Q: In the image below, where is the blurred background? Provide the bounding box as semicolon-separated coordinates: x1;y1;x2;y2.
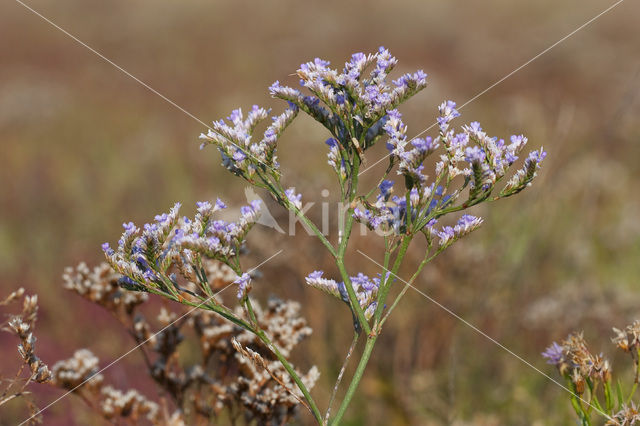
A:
1;0;639;424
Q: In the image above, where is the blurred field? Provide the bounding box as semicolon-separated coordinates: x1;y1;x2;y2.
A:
2;0;640;424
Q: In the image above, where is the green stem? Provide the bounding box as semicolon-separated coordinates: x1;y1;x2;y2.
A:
258;171;337;258
567;378;592;426
585;378;604;414
244;298;259;327
405;191;413;231
371;235;412;329
181;298;252;331
335;155;371;335
330;336;377;425
256;330;323;424
380;245;436;327
336;258;371;336
604;380;613;414
324;332;360;424
329;236;412;424
627;382;638;405
293;207;337;258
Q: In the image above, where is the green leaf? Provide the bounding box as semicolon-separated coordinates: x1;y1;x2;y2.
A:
616;379;624;409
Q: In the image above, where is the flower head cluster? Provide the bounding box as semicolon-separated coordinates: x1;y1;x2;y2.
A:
269;47;428;184
5;290;51;384
429;215;484;248
199;104;298;179
352;178;482;247
52;349;184;424
305;271;386;320
325;138;348;180
350;98;545;245
191;298;316;423
63;262;147;315
102;199;261;295
386;102;544;197
52;349;104;391
542;332;612;392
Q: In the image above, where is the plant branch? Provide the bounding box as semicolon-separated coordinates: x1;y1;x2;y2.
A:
324;332;359;424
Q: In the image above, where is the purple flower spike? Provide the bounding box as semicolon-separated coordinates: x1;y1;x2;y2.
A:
234;273;252;300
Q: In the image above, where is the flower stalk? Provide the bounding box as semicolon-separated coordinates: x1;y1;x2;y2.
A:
99;47;545;424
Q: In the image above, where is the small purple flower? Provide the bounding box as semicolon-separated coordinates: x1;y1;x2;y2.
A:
454;215;483;235
196;201;212;215
526;148;547;165
409;187;420;206
239;200;261;224
305;270;342;299
123;222;137;234
411;136;436;154
215;199;227;210
101;242;114;256
510;134;527;147
469;121;482;133
437;226;455;247
232;149;247;162
542;342;564;365
308;270;324;280
154;213;169;223
143;223;158;233
437;100;460;131
351;273;376;291
228;108;243;125
465;146;486;164
285;188;303;210
234;273;252;300
379;180;394;198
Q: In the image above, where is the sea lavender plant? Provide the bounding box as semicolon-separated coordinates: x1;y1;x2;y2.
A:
9;48;545;424
97;47;546;424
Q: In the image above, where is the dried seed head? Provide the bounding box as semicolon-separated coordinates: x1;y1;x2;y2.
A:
52;349;103;391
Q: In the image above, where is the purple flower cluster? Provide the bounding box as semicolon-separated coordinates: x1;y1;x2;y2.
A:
386;101;542;197
305;271;385;320
360;100;547;239
428;214;484;248
102;200;262;290
269;47;428;183
352;179;453;235
325;138;348;181
199;104;298;178
501;148;547;196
